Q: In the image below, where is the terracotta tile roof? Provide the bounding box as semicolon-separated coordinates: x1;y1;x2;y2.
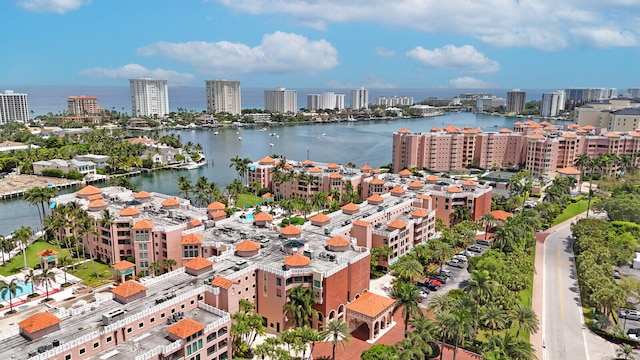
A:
397;128;410;134
341;202;360;211
211;276;234;289
629;132;640;137
398;169;412;175
557;166;581;175
391;186;406;194
88;199;108;209
18;312;61;333
112;280;148;297
562;133;577;138
326;236;350;247
132;219;155;230
539;121;551;126
210;210;227;218
134;191;152;199
207;201;226;211
461;180;477;186
533;128;545;133
281;224;302;235
262;192;274;199
327;163;340;169
526;134;546;140
411;209;430;218
254;212;273;221
310;213;331;222
543;125;557;131
180;233;204;245
353;219;370;227
166;318;206;339
37;249;58;257
284;163;293;170
113;260;135;271
302;159;314;165
76;185;102;196
417;194;431;199
284;254;311;267
370;178;384;185
346;292;395;318
126;137;156;145
430;126;441;131
490;209;513;221
367;194;384;202
582;125;596;130
576;129;588;134
190;219;202;227
498;128;513;133
183;257;214;271
360;163;373;171
161;197;181;207
388;219;407;229
408;181;423;188
604;132;621;138
87;194;103;201
308;167;321;173
329;172;343;179
514;121;523;125
258;156;276;164
426;175;439;181
446;186;463;193
236;240;261;252
119;207;140;216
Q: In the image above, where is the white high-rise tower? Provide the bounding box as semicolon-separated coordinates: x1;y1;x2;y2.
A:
350;88;369;109
129;78;169;117
205;80;241;115
0;90;29;124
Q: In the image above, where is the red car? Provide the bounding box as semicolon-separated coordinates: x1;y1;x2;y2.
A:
424;278;442;287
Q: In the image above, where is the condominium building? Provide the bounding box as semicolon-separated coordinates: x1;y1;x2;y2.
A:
540;91;566;117
264;88;297;113
67;95;100;115
506;89;526;114
627;88;640;98
476;96;506;111
574;98;640;129
307;92;346;111
372;96;414;107
129;78;169;117
350;88;369;109
205;80;241;116
565;88;618;110
0;90;29;124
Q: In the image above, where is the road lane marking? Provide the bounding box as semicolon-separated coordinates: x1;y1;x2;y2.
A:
548;261;571;266
557;246;560;261
558;267;565;320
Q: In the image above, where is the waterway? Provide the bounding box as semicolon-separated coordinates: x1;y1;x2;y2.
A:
0;113;567;235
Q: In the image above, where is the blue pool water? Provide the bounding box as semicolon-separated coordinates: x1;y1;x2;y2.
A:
0;282;33;300
246;214;254;220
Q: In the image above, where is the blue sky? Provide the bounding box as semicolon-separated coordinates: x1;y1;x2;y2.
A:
1;0;639;90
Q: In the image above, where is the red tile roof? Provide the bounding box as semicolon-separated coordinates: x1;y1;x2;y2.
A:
397;128;410;134
388;219;407;229
111;280;148;297
258;156;276;164
180;233;204;245
88;200;108;209
562;133;577;138
161;197;180;207
308;167;322;173
236;240;261;251
411;209;430;218
498;128;513;133
113;260;135;271
430;126;441;131
408;181;423;188
37;249;58;257
183;257;214;271
329;172;343;179
527;134;546;140
360;163;373;171
461;180;477;186
417;194;431;199
210;210;227;218
134;191;152;199
604;132;621;138
310;213;331;222
87;194;103;201
76;185;102;196
132;219;155;230
557;166;581;175
426;175;439;181
367;194;384;202
207;201;226;211
446;186;463;193
345;292;395;318
341;202;360;211
390;186;406;194
370;178;384;185
211;276;234;289
280;224;302;235
302;159;314;165
353;219;371;227
284;254;311;267
398;169;412;176
190;219;202;227
326;236;350;247
327;163;340;169
18;312;61;333
490;209;513;221
254;212;273;221
166;318;206;339
119;207;140;216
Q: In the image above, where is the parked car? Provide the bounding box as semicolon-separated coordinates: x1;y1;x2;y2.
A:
416;280;430;288
477;240;491;247
432;275;448;284
613;270;621;279
628;328;640;340
419;290;429;298
425;278;443;287
447;259;465;268
453;254;468;262
467;245;483;253
440;269;452;277
620;309;640;320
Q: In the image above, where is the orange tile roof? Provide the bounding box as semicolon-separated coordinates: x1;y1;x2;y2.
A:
397;128;410;134
569;123;579;128
308;166;321;173
345;291;395;318
326;236;350;247
539;121;551;126
236;240;261;251
18;312;61;333
576;129;588;134
411;209;430;217
490;210;513;221
417;194;431;199
329;172;343;179
87;194;103;201
387;219;407;229
210;210;227;218
408;181;423;188
426;175;439;181
211;276;234;289
76;185;102;196
161;197;180;207
134;191;152;199
461;180;477;186
446;186;463;193
310;213;331;222
391;186;406;194
353;219;371;227
112;280;148;297
360;163;373;171
190;219;202;227
284;163;293;170
498;128;513;133
132;219;155;230
327;163;340;169
630;132;640;137
183;257;214;271
562;133;577;138
367;194;384;202
302;159;314;165
543;125;557;131
281;224;302;235
180;233;204;245
284;254;311;267
166;318;206;339
533;128;545;133
341;202;360;211
557;166;581;175
88;199;108;208
119;207;140;216
430;126;441;131
582;125;596;130
207;201;226;211
398;169;412;175
262;192;274;199
514;121;523;126
113;260;135;271
37;249;58;257
258;156;276;164
604;132;621;138
526;134;546;140
370;178;384;185
254;212;274;221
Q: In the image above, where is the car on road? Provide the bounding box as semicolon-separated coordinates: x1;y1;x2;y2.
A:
439;269;452;277
447;259;465;268
431;275;448;284
620;309;640;320
467;245;483;253
613;270;621;279
453;254;468;262
476;240;491;247
628;328;640;340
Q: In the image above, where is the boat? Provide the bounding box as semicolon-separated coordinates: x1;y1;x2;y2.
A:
238;137;243;141
322;133;326;136
214;131;219;135
269;143;274;147
260;128;267;132
236;131;240;135
180;161;207;170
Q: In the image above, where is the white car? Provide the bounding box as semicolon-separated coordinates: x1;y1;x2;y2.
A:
453;254;468;262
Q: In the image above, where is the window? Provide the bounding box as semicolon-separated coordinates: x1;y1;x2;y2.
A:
65;355;71;360
138;322;144;328
191;300;195;305
106;336;112;343
207;345;217;355
181;304;185;309
161;313;166;318
127;327;132;333
207;332;217;342
276;278;282;286
93;342;100;349
79;348;86;355
277;289;282;297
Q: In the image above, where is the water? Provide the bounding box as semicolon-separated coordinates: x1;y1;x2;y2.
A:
0;282;33;301
0;112;568;235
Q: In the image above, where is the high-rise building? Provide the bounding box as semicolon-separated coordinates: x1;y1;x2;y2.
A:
506;89;527;114
540;91;566;117
205;80;241;115
129;78;169;117
67;95;100;115
0;90;29;124
350;88;369;109
627;89;640;98
335;94;346;110
306;92;346;111
564;88;617;110
264;88;297;113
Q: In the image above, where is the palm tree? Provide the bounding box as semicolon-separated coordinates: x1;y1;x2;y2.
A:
480;304;508;336
283;285;318;328
484;333;536;360
24;268;38;296
321;319;352;360
163;258;176;272
391;257;424;283
13;226;32;270
430;240;454;274
509;303;539;337
392;282;422;336
149;261;162;276
574;153;590;191
58;255;72;284
24;187;45;225
229;155;252;184
38;267;56;300
0;279;23;312
450;206;471;225
177;176;192;200
427;293;453;314
0;236;15;265
479;212;497;240
465;270;496;338
436;307;473;360
616;343;636;360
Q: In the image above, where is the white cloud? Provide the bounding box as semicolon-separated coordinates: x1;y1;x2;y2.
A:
17;0;90;14
326;80;354;89
78;64;195;85
570;27;637;48
136;32;338;76
361;75;396;89
374;47;396;57
406;45;500;74
215;0;640;50
448;77;492;89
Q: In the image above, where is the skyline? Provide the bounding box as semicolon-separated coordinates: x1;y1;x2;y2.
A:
1;1;639;89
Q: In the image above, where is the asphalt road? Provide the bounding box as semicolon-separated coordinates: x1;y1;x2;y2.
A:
543;222;590;360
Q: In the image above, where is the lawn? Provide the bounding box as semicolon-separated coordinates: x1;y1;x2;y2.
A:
236;193;262;209
0;241;72;276
67;261;114;288
552;199;589;226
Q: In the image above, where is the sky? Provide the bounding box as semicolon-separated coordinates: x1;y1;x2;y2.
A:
1;0;640;90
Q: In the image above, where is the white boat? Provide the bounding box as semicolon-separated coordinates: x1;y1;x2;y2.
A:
238;137;243;141
276;135;279;138
214;131;219;135
181;162;207;170
322;133;326;136
236;131;240;135
260;128;267;132
269;143;274;147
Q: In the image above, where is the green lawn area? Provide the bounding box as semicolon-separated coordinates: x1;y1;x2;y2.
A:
67;261;113;288
235;193;262;208
552;199;589;226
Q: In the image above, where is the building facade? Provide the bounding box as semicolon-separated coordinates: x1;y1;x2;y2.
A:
350;88;369;109
540;91;566;117
0;90;29;124
129;78;169;117
506;89;526;114
205;80;241;116
264;88;297;113
565;88;617;110
67;96;100;115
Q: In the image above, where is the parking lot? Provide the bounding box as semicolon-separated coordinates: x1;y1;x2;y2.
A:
615;263;640;337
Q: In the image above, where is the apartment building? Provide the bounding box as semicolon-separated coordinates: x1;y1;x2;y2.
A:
574;98;640;128
0;90;29;124
372;96;414;106
306;92;346;111
205;80;241;116
540;91;566;117
129;78;169;117
264;88;297;114
67;96;100;115
350;88;369;109
32;159;96;177
565;87;617;110
506;89;526;114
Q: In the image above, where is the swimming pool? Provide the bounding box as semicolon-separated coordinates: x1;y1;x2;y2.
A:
0;282;33;300
239;213;254;223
